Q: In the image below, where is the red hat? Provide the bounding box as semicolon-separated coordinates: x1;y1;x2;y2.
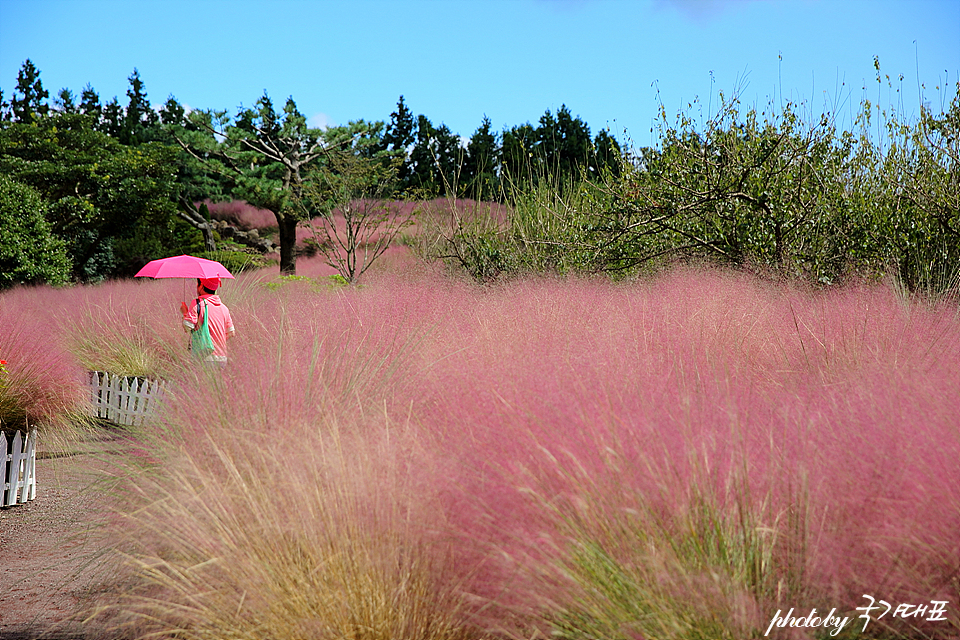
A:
200;276;221;292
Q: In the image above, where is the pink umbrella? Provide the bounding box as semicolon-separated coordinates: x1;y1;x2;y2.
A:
135;255;236;320
134;254;235;280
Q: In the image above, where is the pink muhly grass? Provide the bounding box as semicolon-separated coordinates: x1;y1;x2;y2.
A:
0;285;87;437
58;278;191;379
374;269;960;638
39;266;957;639
203;199;278;230
104;279;488;639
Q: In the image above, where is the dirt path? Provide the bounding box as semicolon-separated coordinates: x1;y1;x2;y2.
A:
1;436;124;640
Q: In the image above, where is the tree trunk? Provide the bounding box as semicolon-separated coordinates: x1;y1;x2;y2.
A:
278;215;298;275
177;201;216;252
200;224;216;253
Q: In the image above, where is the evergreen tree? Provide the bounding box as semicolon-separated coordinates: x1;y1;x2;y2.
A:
433;123;464;194
79;84;102;121
100;98;124;138
379;96;417;190
408;114;436;194
176;92;328;274
538;104;592;178
501;122;537;186
122;68;158;144
382;95;415;152
406;115;464;196
158;96;186;125
11;59;49;123
592;128;622;177
464;116;499;198
54;88;77;113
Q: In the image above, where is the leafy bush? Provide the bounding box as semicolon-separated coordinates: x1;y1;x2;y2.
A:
199;247;272;275
0;175;71;288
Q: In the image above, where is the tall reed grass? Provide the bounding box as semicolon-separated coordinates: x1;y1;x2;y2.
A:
8;266;957;638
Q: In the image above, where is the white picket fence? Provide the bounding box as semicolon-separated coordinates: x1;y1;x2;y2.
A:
87;371;166;427
2;429;37;507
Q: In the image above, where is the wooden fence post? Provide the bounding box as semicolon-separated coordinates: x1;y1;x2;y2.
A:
2;428;37;507
87;371;165;427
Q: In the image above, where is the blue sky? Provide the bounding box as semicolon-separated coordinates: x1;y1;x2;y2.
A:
1;0;958;148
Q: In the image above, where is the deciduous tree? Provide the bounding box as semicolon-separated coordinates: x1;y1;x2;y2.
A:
0;112;180;280
303;121;409;283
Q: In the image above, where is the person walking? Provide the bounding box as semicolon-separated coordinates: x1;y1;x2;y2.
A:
181;276;235;367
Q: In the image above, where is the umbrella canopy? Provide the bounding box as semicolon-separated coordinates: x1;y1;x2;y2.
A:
134;255;235;280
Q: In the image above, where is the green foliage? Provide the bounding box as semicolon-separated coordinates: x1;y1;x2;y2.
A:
437;79;960;295
463;116;499;199
198;248;271;275
11;59;49;124
113;215;207;277
0;111;181;281
406;114;464;197
120;68;159;145
0;176;71;288
261;274;349;292
380;95;417;190
324;273;350;287
175;92;337;274
500;105;621;196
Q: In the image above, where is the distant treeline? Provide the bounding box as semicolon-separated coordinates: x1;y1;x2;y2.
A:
0;60;621;282
1;59;958;294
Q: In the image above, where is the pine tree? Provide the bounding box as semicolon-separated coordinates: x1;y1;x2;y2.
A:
382;96;417;189
100;98;124;138
465;116;499;198
383;95;415;152
54;88;77;113
122;68;158;144
79;84;102;121
11;59;49;123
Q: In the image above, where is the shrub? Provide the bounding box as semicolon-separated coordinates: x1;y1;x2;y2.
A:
435;81;960;297
0;175;71;289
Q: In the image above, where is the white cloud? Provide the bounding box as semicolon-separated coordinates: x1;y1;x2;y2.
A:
652;0;761;22
309;112;335;129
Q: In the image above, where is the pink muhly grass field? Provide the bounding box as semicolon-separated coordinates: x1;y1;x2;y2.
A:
407;272;959;637
0;287;87;436
203;199;278;230
8;267;958;638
